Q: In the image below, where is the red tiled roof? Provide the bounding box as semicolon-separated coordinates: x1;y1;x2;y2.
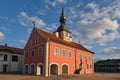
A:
0;45;24;55
35;27;93;53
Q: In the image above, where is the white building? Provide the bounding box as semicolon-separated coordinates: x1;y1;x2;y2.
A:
0;44;23;73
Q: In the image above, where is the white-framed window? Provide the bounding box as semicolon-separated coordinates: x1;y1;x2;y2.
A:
79;54;82;59
38;47;43;55
32;31;35;37
90;64;92;69
0;54;7;61
62;50;66;57
35;37;39;44
88;56;91;60
54;48;60;56
31;50;34;57
12;55;18;62
87;64;89;69
30;40;32;46
25;53;28;57
68;51;72;58
85;55;87;61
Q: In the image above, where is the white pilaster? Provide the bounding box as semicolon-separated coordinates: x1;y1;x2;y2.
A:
45;41;49;76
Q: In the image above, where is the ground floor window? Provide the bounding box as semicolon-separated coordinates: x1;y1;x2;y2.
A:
31;65;35;74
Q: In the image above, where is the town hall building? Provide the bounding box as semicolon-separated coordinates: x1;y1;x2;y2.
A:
24;7;94;76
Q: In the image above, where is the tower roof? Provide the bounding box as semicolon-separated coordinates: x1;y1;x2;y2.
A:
56;6;70;33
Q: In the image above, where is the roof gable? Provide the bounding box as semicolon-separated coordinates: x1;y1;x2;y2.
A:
24;27;47;49
0;45;23;55
35;27;93;53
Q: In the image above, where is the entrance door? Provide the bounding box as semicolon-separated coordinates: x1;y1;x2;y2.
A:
62;65;68;74
37;65;43;75
3;65;7;72
50;64;58;75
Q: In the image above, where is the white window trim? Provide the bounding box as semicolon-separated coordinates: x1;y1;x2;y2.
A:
38;47;43;56
62;49;66;57
54;47;60;56
68;51;72;58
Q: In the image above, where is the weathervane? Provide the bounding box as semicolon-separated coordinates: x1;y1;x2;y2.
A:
32;21;36;27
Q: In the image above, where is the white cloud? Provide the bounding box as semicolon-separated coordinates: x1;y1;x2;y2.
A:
19;40;26;47
0;16;8;20
98;47;120;54
0;32;4;42
87;2;98;10
39;9;46;15
43;23;58;33
67;1;120;45
84;45;92;49
18;12;46;28
76;18;119;45
45;0;67;7
0;26;7;31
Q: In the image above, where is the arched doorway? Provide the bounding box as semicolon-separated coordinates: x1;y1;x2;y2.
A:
62;65;68;74
3;64;8;72
50;64;58;75
25;65;28;74
31;65;35;74
37;64;43;75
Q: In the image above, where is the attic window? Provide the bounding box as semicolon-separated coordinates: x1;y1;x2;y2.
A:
35;37;39;44
32;31;35;37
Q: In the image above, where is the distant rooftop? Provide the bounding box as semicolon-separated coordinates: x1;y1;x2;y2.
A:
0;44;23;55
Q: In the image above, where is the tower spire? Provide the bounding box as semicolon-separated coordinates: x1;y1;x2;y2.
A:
60;3;66;24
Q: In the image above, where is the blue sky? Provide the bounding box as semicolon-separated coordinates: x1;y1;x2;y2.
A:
0;0;120;61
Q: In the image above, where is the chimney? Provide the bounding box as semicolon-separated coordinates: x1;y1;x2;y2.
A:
5;43;7;47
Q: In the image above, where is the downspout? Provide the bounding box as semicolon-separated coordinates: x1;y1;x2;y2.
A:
75;49;77;73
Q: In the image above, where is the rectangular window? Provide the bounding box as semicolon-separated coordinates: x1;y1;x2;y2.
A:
12;55;18;62
35;37;39;44
38;47;43;55
30;40;32;46
79;54;82;59
0;54;4;61
54;48;60;56
87;64;89;69
4;55;7;61
62;50;66;57
68;51;72;58
32;50;34;57
90;64;92;69
85;56;87;61
32;31;35;37
88;56;91;60
25;53;28;57
0;54;7;61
